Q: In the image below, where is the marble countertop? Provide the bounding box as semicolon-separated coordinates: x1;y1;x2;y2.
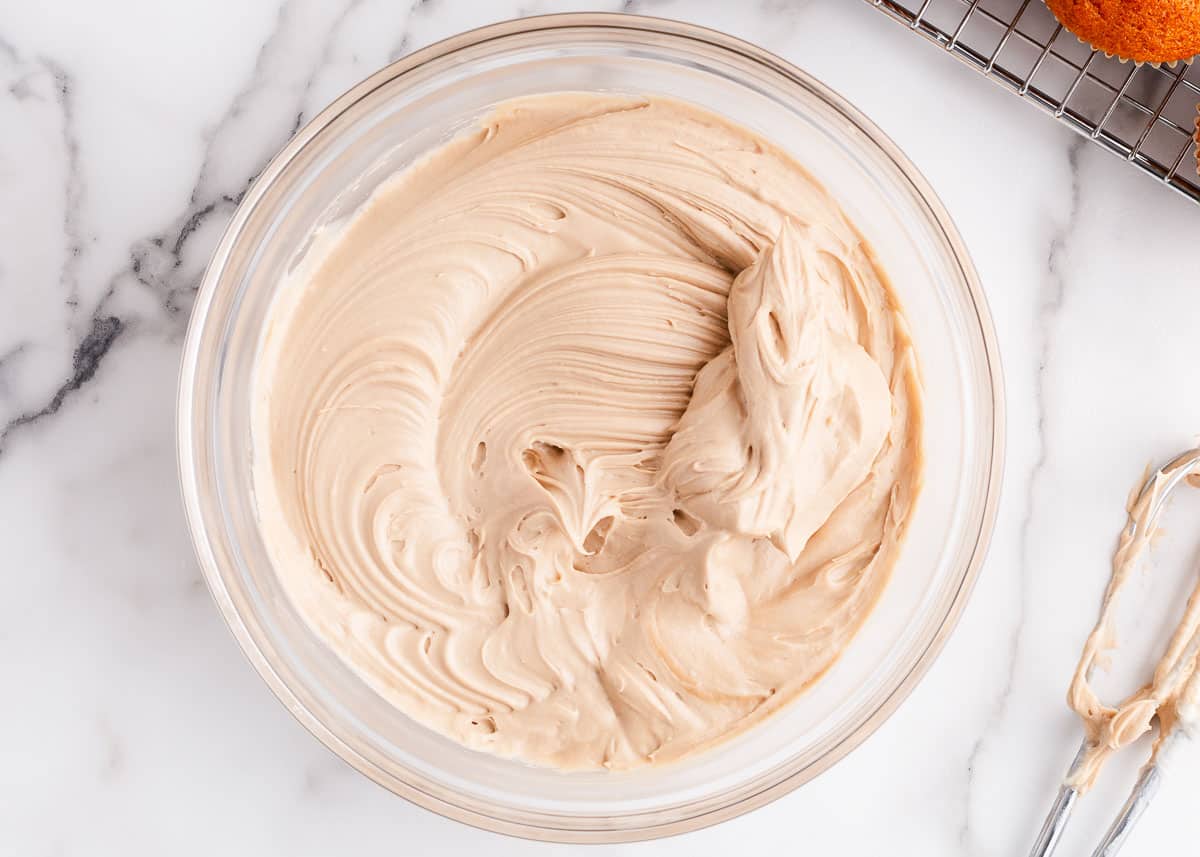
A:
4;1;1200;854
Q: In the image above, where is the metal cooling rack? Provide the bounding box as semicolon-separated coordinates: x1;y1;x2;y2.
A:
868;0;1200;206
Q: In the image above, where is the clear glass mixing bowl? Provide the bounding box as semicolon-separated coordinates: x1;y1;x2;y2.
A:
177;13;1004;843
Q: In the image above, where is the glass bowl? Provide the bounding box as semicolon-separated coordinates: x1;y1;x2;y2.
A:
177;13;1004;843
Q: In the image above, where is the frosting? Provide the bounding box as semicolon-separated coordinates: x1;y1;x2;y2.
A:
253;94;922;769
1067;451;1200;790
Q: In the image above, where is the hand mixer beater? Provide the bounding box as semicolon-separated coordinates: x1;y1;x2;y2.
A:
1029;448;1200;857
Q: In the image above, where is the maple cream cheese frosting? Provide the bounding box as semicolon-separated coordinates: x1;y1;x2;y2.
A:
253;94;923;769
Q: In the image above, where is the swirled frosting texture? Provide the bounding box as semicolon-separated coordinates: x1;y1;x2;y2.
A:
254;95;922;769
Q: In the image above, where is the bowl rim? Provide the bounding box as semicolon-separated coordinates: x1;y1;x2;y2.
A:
177;11;1006;843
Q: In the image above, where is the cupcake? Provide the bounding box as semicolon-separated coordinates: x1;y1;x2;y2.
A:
1044;0;1200;64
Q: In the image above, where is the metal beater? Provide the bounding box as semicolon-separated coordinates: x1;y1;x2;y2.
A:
1029;447;1200;857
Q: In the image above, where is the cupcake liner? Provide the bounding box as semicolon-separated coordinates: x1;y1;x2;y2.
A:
1194;109;1200;177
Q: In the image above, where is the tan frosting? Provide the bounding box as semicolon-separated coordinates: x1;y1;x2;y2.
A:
1067;454;1200;791
253;94;922;769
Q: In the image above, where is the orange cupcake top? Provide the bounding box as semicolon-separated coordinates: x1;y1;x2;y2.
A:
1044;0;1200;63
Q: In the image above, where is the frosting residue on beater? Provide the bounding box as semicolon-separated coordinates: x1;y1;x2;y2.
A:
1067;453;1200;790
253;94;922;769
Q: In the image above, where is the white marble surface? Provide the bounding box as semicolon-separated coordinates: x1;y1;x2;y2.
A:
3;1;1200;854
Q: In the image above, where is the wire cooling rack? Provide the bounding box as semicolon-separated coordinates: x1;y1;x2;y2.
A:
867;0;1200;206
